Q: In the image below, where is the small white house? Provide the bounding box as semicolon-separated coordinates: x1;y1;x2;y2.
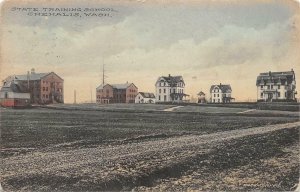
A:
135;92;156;104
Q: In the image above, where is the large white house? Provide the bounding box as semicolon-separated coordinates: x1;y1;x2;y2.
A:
256;69;297;102
210;83;233;103
155;74;189;103
135;92;156;104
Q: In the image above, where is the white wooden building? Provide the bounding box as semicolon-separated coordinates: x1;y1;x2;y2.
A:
135;92;156;103
256;69;297;102
210;83;233;103
155;74;189;103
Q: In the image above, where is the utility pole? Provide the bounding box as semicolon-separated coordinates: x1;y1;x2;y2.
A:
74;90;76;104
90;85;92;103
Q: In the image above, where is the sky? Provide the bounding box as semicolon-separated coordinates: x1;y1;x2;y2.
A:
1;0;300;103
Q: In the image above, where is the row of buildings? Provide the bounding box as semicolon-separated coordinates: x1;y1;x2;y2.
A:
0;69;297;107
95;69;297;104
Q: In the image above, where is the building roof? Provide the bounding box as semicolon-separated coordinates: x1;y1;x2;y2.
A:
210;84;232;93
0;80;29;93
256;70;295;86
138;92;155;98
156;74;185;86
197;91;205;96
96;83;137;90
4;71;63;83
112;83;133;89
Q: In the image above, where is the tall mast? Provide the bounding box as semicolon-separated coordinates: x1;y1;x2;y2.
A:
102;57;105;85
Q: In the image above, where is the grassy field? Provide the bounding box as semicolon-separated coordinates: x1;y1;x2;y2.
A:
0;104;299;191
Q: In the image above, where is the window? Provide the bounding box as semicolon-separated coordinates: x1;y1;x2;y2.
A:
278;85;280;89
159;89;161;93
46;95;48;98
214;94;216;97
278;92;280;97
218;99;220;103
164;89;166;93
285;92;287;97
267;85;270;89
4;92;8;99
43;94;45;98
213;99;215;102
43;87;45;91
271;85;273;89
46;87;48;91
164;95;166;101
164;82;166;86
217;94;219;97
261;93;263;98
159;95;161;100
261;85;263;89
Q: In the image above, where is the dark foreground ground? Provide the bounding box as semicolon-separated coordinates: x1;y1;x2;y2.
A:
0;104;299;191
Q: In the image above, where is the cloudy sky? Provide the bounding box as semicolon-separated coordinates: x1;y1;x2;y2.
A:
1;0;300;103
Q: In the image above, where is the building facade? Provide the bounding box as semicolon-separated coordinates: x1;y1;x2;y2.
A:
96;83;138;104
155;74;189;103
0;81;31;107
2;69;64;104
135;92;156;104
256;70;297;102
210;84;233;103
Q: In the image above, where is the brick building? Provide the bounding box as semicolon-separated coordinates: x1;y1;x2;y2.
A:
2;69;64;104
96;83;138;104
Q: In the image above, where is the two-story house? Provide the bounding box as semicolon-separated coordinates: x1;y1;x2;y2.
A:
256;69;297;102
155;74;189;103
210;83;233;103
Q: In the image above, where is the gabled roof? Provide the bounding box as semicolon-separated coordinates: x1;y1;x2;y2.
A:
0;81;29;93
156;74;185;86
4;71;63;82
138;92;155;98
96;83;137;90
14;73;49;81
210;84;232;93
112;83;132;89
197;91;205;96
256;70;295;86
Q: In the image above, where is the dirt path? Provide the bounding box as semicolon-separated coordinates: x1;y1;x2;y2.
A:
1;121;299;191
163;106;184;111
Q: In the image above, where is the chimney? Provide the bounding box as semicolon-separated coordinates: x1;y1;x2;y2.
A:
219;83;221;86
269;71;271;76
31;68;35;74
169;74;171;77
291;68;294;72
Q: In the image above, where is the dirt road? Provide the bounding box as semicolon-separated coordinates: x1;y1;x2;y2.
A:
1;121;299;191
